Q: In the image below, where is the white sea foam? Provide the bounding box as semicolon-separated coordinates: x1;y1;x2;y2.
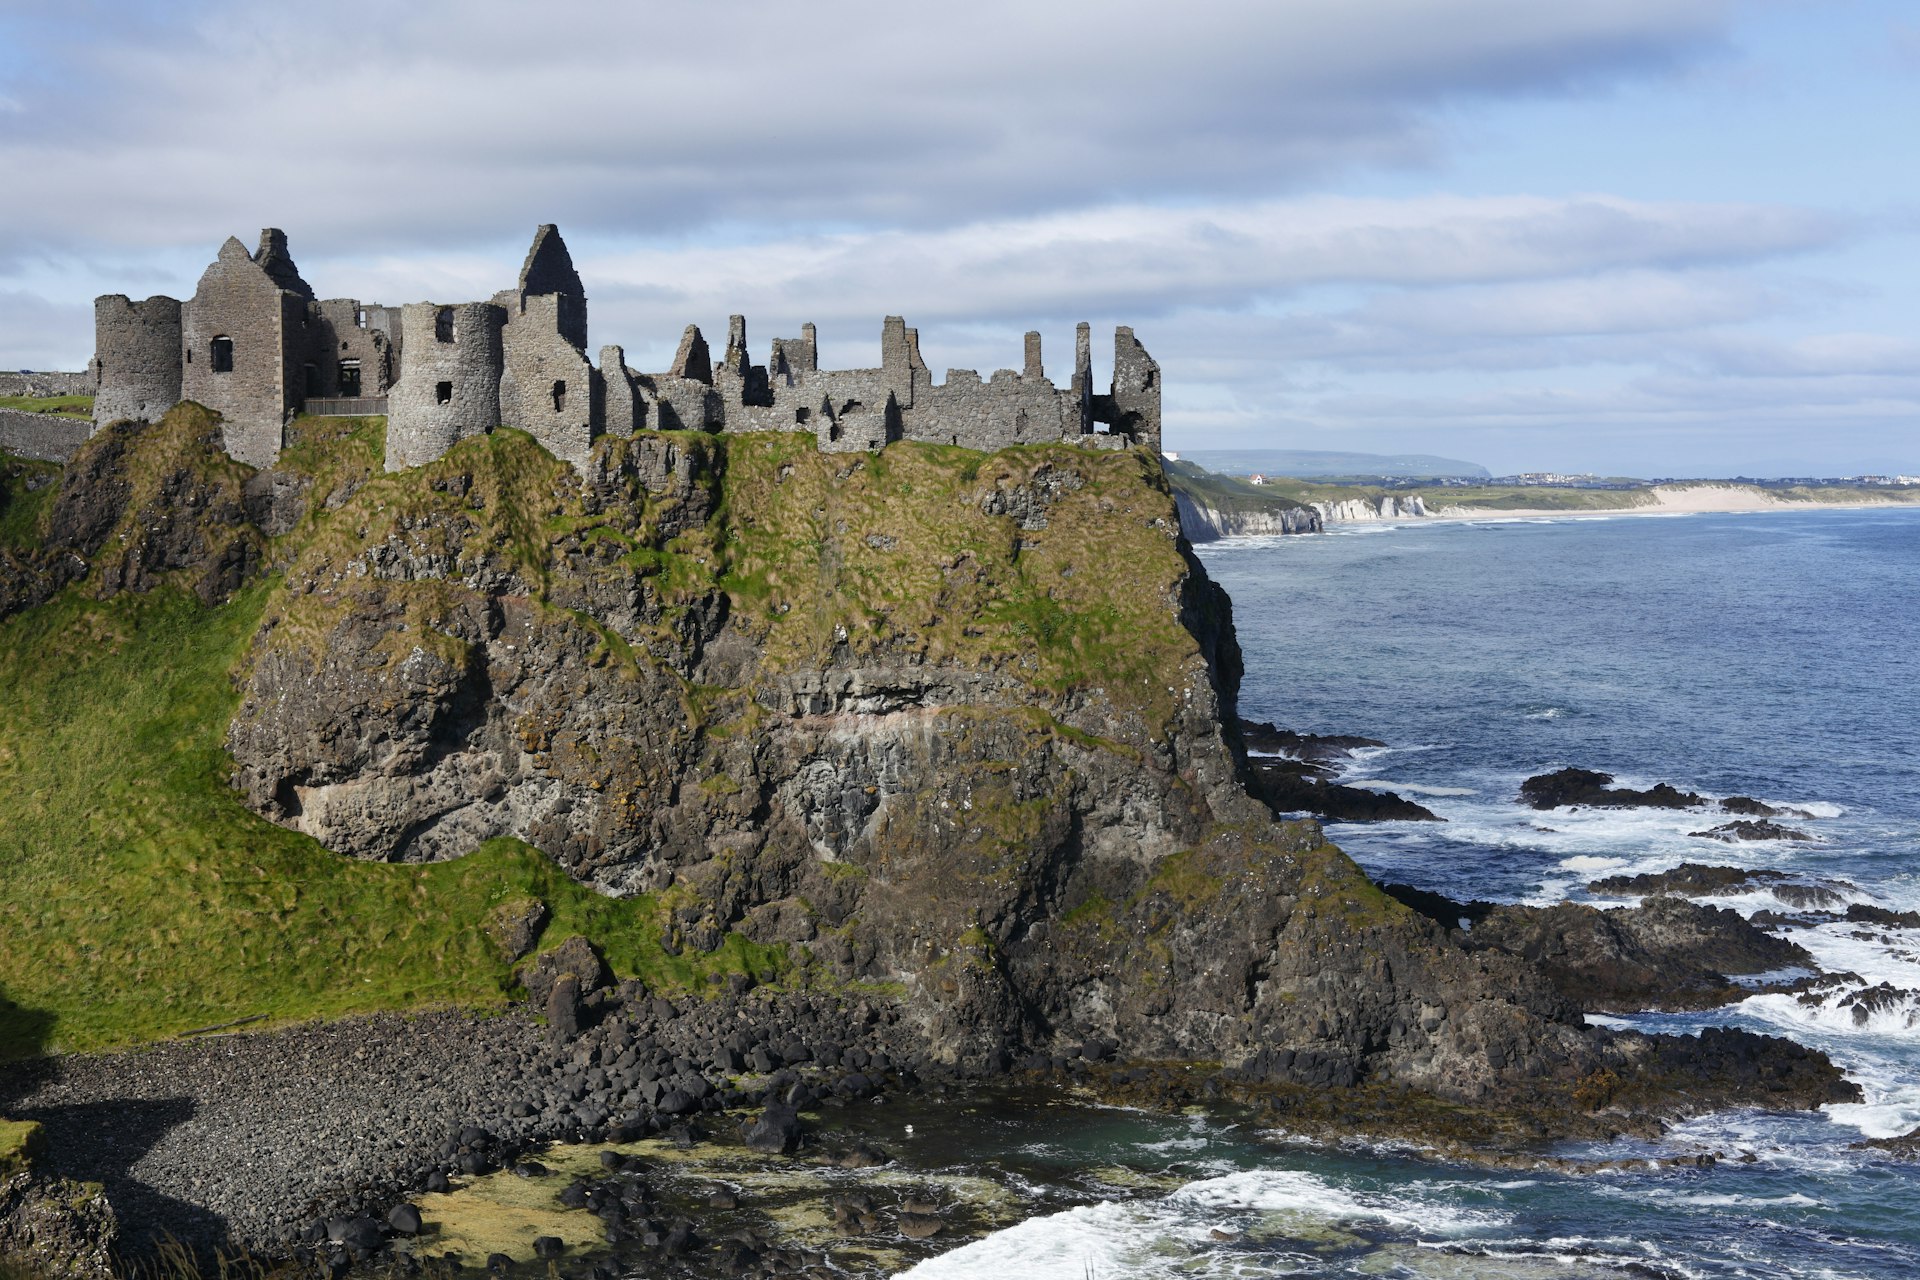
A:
1560;855;1631;874
1351;781;1479;797
1524;707;1568;720
895;1168;1507;1279
1167;1169;1504;1231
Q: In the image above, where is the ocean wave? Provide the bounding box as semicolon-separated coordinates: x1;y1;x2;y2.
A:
895;1168;1508;1279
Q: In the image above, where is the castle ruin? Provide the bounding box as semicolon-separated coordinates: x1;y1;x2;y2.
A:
88;225;1161;472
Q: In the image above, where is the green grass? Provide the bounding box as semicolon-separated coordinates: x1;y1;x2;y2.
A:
0;582;786;1057
0;395;92;418
0;452;60;550
0;1119;42;1175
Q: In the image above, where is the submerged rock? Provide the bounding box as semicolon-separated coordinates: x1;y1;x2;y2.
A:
1588;862;1851;909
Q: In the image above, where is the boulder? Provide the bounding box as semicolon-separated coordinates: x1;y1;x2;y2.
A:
522;935;611;1010
741;1106;802;1155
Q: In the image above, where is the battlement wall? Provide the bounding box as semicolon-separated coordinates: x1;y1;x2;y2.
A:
0;408;89;462
0;371;95;399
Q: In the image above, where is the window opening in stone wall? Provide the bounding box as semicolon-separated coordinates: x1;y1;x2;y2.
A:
338;359;362;397
436;381;453;405
795;407;810;424
436;307;455;343
356;308;368;328
210;337;233;373
552;380;567;412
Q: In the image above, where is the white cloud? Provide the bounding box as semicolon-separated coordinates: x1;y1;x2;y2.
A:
0;0;1736;250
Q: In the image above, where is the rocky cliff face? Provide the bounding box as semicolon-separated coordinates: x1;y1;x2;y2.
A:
1172;491;1322;541
1311;494;1430;523
4;406;1854;1122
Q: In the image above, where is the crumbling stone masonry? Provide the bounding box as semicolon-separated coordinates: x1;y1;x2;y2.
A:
90;225;1162;472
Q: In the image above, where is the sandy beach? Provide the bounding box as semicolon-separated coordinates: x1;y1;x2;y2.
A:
1427;483;1920;522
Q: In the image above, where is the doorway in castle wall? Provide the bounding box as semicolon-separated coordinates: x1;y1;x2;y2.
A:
338;360;361;397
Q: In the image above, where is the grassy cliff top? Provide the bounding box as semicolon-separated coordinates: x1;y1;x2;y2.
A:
0;394;93;418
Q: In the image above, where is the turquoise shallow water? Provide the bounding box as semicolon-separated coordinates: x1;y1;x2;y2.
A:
904;508;1920;1279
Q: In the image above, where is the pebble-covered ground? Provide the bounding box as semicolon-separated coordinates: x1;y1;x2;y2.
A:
0;976;915;1258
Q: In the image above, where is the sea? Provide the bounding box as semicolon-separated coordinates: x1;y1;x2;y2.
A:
896;507;1920;1279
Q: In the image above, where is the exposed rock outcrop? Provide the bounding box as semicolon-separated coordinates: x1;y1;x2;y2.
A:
0;1163;120;1280
1172;491;1321;541
1384;884;1814;1013
1310;494;1429;523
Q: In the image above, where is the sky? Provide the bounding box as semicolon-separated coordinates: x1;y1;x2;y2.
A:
0;0;1914;477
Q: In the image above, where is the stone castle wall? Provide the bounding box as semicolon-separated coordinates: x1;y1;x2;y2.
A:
499;292;596;468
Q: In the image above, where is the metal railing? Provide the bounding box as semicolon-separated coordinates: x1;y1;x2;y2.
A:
304;396;389;417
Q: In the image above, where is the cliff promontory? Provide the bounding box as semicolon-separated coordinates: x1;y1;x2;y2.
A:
0;407;1851;1147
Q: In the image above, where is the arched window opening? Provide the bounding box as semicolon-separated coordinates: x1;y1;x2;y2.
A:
551;380;566;412
435;307;455;343
210;336;234;373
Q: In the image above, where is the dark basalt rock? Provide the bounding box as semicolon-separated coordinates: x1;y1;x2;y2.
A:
1247;757;1441;823
1520;767;1705;811
741;1106;802;1155
1846;903;1920;929
1237;719;1386;761
0;1168;120;1280
1690;819;1814;843
1386;882;1813;1013
1521;768;1811;820
1588;862;1851;910
1854;1125;1920;1158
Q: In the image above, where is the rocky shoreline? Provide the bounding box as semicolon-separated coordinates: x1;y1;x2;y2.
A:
1;979;927;1268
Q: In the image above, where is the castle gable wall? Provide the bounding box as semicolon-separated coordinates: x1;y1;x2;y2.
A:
182;236;299;467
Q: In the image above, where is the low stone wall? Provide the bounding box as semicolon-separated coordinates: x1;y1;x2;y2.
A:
0;408;89;462
0;371;94;399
